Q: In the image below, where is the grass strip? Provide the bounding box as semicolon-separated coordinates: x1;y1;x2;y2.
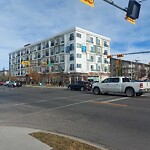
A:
30;132;103;150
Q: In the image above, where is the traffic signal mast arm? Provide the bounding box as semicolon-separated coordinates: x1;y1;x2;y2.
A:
102;0;127;12
107;50;150;58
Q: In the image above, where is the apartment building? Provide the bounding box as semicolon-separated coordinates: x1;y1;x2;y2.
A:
9;27;110;83
110;58;150;80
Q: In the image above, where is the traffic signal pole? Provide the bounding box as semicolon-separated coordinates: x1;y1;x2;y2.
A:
102;0;127;12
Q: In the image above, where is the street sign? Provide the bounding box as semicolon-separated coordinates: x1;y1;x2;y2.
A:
80;0;94;7
21;61;30;65
41;62;47;66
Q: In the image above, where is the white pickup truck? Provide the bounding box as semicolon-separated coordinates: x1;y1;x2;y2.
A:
92;77;150;97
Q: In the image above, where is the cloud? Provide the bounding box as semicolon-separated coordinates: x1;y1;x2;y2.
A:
0;0;150;70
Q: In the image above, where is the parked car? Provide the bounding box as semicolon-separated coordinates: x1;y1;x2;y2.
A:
3;81;10;86
68;81;92;91
15;81;22;87
0;81;4;85
7;81;16;87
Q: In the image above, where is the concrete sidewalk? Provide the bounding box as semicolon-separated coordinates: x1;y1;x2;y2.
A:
0;126;52;150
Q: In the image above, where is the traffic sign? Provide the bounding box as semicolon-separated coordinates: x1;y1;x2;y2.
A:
21;61;30;65
80;0;94;7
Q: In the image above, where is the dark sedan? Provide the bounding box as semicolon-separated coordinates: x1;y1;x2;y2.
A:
68;81;92;91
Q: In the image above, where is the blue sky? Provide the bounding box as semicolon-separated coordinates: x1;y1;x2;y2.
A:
0;0;150;70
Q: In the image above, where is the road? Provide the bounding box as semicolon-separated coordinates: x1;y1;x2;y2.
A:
0;86;150;150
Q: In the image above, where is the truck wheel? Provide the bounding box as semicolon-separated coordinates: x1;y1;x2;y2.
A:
125;88;135;97
93;87;100;95
136;93;142;96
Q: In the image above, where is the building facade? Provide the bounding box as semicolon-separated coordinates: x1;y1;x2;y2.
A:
110;58;150;80
9;27;110;83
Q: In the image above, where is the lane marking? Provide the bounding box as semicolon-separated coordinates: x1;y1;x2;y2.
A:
92;101;127;107
101;97;129;103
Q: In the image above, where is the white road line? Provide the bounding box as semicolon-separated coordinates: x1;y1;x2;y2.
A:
0;94;92;108
102;97;129;103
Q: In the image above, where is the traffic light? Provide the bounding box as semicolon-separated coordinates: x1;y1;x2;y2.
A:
117;54;124;58
125;16;136;24
107;55;112;58
126;0;141;20
80;0;94;7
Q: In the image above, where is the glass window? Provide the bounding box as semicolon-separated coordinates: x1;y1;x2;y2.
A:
91;65;94;71
91;56;94;62
77;64;82;68
123;78;130;82
98;57;102;63
69;33;74;41
111;78;119;83
77;43;81;48
90;37;93;43
77;53;82;58
70;64;74;70
76;33;81;38
70;44;74;50
104;50;108;55
70;54;74;61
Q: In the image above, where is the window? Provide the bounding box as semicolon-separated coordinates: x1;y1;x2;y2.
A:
69;33;74;41
70;54;74;61
97;57;102;63
77;53;82;58
104;50;108;55
96;38;100;45
76;33;81;38
46;50;49;56
55;38;59;45
60;36;64;43
90;37;93;43
77;43;81;48
111;78;119;83
104;66;108;72
104;41;109;47
55;46;60;54
70;44;74;50
90;46;94;52
123;78;130;82
104;58;108;64
37;44;41;50
60;55;64;62
60;45;64;53
91;56;94;62
51;40;54;47
91;65;94;71
70;64;74;70
45;42;49;48
77;64;82;68
102;78;111;83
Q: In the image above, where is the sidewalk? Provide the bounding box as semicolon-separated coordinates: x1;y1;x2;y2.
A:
0;126;52;150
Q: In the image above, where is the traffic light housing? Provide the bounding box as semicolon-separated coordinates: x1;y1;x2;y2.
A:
107;55;112;58
126;0;141;20
80;0;94;7
117;54;124;58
